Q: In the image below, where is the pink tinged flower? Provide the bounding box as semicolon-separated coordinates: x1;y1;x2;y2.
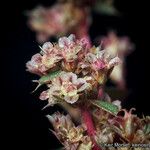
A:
101;32;134;57
86;49;121;71
41;42;63;69
109;108;136;140
58;34;76;48
39;86;58;106
92;59;107;70
39;72;90;105
41;42;53;53
26;53;47;76
47;113;86;147
108;56;121;69
58;72;90;104
58;34;83;62
47;113;74;132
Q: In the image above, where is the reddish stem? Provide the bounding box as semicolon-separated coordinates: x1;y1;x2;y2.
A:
81;108;101;150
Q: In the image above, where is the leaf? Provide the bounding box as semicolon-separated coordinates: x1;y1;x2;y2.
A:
39;70;62;84
144;123;150;135
32;70;62;92
91;100;119;116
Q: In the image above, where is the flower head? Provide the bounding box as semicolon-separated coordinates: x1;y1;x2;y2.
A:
86;49;121;71
40;72;90;105
26;53;47;76
59;34;86;62
99;31;134;89
85;48;121;84
27;3;90;43
47;112;91;149
26;42;62;76
41;42;63;68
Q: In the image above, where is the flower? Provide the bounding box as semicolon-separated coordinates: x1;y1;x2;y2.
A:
26;53;47;76
95;127;114;144
40;72;90;104
58;34;90;71
39;84;59;106
108;108;143;141
41;42;63;68
99;31;134;89
27;3;90;43
47;112;74;132
47;112;91;149
101;32;133;56
86;49;121;71
59;34;86;62
26;42;62;76
85;48;121;84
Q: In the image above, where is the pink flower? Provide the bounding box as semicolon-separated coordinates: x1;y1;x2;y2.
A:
59;34;84;62
41;42;63;69
109;108;138;140
47;112;89;149
86;49;121;71
99;32;134;89
26;42;63;76
39;85;60;106
27;4;90;43
26;53;47;76
101;32;134;57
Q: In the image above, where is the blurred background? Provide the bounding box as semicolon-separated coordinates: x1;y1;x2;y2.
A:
1;0;149;149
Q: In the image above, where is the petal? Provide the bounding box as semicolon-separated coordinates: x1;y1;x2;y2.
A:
108;56;121;68
32;53;42;61
68;34;76;42
58;37;69;48
70;73;78;84
40;90;49;100
42;42;53;52
77;79;89;92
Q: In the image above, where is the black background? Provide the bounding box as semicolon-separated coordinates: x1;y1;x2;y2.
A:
1;0;149;149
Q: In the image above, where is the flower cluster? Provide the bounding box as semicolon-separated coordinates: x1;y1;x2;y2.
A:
27;2;90;43
26;34;149;150
40;72;90;104
26;34;120;106
26;34;88;75
47;112;93;150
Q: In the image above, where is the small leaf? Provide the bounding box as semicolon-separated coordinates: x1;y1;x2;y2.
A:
91;100;119;115
144;123;150;135
32;70;62;92
39;70;62;84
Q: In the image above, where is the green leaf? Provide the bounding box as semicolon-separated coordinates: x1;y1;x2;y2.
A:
91;100;119;116
32;70;62;92
144;123;150;135
39;70;62;84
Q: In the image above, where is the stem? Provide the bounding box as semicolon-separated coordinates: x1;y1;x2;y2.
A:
81;108;101;150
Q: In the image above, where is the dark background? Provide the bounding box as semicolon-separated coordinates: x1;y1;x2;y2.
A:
1;0;149;149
